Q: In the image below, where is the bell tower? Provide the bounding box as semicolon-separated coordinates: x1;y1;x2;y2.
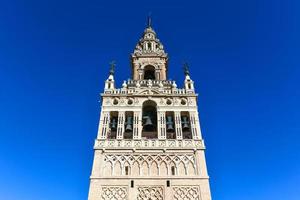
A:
88;19;212;200
131;19;168;81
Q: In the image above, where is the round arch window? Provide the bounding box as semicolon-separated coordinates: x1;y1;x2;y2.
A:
127;98;134;105
180;98;187;105
112;98;119;105
166;98;172;105
144;65;156;80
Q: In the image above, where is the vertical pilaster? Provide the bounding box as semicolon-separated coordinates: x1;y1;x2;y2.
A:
174;111;182;139
189;111;199;139
133;111;140;139
98;111;110;139
138;111;143;139
158;111;166;139
155;70;160;80
194;111;203;139
117;111;125;139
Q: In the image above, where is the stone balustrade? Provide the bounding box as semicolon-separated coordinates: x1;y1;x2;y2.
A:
103;79;195;96
104;87;193;95
94;139;205;150
127;79;173;87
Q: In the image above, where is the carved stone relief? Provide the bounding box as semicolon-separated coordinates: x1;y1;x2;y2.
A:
104;98;111;105
173;186;200;200
137;186;164;200
101;186;128;200
102;153;196;176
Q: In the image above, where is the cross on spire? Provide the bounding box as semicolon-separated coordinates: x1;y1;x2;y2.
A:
109;60;116;75
183;62;190;76
147;13;152;28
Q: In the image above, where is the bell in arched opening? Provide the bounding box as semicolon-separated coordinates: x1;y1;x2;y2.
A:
124;111;134;139
125;116;133;132
181;116;190;131
166;111;176;139
181;112;192;139
142;100;157;138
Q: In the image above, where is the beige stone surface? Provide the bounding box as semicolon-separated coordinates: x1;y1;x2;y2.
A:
88;23;212;200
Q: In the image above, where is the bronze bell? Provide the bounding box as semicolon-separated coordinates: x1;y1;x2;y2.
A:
166;116;174;132
182;116;190;131
110;117;117;131
143;115;154;131
125;116;133;132
143;115;153;126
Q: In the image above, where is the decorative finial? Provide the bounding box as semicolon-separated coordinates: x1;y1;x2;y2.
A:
109;60;116;75
147;13;152;28
183;62;190;76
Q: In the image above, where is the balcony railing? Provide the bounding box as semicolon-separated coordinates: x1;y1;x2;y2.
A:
103;79;195;96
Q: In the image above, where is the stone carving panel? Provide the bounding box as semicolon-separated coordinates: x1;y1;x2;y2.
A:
173;186;200;200
101;186;128;200
137;186;164;200
103;153;196;176
95;139;204;149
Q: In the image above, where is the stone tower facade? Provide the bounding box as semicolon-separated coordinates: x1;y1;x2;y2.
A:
88;22;212;200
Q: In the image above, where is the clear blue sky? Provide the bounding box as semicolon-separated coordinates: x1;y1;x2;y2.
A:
0;0;299;199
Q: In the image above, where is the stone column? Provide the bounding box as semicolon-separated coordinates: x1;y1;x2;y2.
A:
161;62;167;80
155;69;160;80
174;111;182;139
116;111;125;139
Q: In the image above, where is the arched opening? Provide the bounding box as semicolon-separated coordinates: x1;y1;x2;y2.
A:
142;100;157;139
187;161;195;175
170;163;176;176
124;162;130;176
132;161;139;176
144;65;156;80
108;111;118;139
125;166;129;175
178;161;186;175
171;166;175;175
166;111;176;139
181;111;192;139
114;161;122;176
150;162;158;176
141;161;149;176
147;42;152;50
124;111;133;139
103;161;112;176
160;161;168;176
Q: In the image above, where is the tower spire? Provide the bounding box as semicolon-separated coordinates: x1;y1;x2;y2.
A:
109;60;116;75
183;62;190;76
105;61;116;90
147;13;152;28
